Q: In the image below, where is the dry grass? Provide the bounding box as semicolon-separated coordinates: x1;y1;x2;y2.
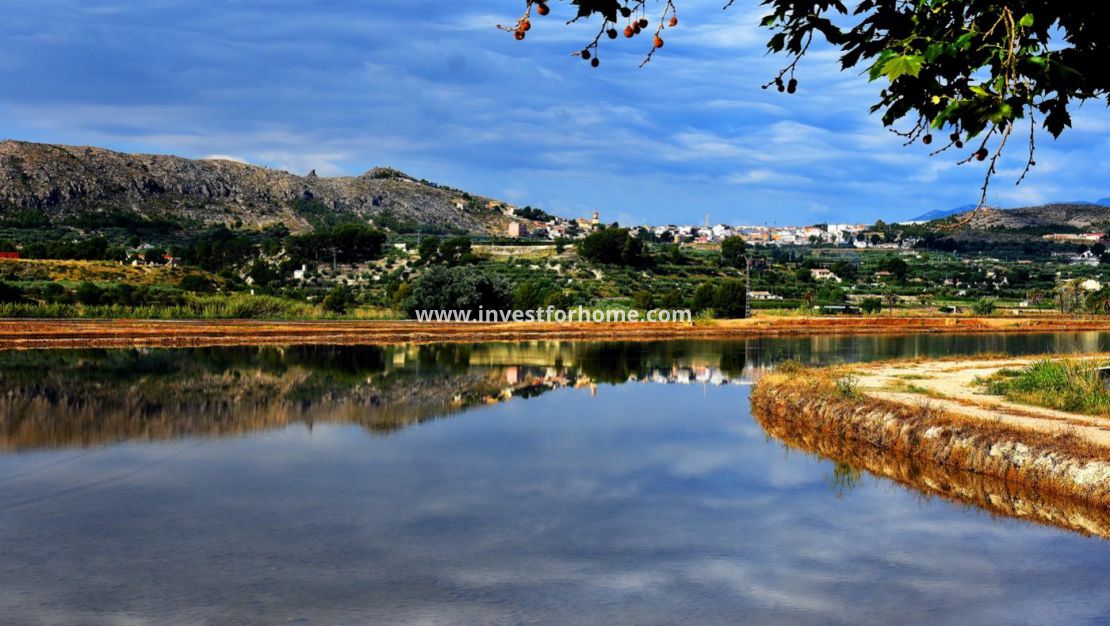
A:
0;258;204;286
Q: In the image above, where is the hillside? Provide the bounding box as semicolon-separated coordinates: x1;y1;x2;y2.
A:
0;140;511;234
936;203;1110;233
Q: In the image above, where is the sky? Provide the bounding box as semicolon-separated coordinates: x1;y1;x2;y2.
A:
1;0;1108;226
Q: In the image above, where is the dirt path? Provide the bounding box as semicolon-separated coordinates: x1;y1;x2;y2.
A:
2;315;1110;349
856;356;1110;449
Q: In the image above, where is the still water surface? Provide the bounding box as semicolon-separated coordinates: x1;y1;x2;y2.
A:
1;333;1109;625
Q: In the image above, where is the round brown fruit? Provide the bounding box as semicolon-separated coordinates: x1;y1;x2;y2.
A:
787;78;797;94
581;49;591;60
607;28;618;39
624;25;634;38
536;3;549;16
514;30;525;40
975;148;988;161
638;18;649;28
922;134;932;145
669;16;678;27
633;22;641;34
521;19;531;31
591;57;600;68
653;36;664;48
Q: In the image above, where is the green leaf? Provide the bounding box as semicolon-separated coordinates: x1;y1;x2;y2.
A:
1019;13;1034;28
880;54;924;82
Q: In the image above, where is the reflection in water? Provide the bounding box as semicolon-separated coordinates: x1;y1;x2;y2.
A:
754;402;1110;539
0;343;750;450
2;333;1110;624
3;331;1108;451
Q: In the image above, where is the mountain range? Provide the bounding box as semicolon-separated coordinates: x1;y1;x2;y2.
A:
912;199;1110;223
0;140;511;234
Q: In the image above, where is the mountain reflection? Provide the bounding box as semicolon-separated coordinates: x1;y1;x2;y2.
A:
0;342;763;451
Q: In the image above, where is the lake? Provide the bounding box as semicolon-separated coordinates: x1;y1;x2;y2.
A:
1;333;1108;625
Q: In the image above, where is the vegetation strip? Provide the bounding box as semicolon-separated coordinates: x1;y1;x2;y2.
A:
751;359;1110;509
7;316;1110;349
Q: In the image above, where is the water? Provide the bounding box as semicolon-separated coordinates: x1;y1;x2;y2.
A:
1;333;1109;625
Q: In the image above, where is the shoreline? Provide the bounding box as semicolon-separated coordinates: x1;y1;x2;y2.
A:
750;357;1110;513
2;315;1110;349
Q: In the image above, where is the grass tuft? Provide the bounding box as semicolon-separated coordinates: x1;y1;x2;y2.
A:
983;359;1110;416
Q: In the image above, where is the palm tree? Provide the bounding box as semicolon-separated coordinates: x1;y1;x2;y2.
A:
1086;289;1110;315
883;289;899;315
1056;279;1085;314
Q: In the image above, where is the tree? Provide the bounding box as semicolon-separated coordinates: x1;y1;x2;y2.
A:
690;279;746;318
418;237;440;264
879;256;910;283
883;289;899;314
576;227;647;266
1056;279;1085;313
437;236;479;266
692;282;716;313
323;286;353;314
861;297;882;315
720;236;748;269
404;266;511;317
506;1;1110;206
287;224;386;265
1086;289;1110;315
713;279;747;318
830;260;858;282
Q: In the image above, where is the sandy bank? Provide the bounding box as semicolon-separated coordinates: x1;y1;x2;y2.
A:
751;356;1110;515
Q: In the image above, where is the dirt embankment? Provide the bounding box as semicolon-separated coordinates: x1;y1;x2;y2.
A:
751;358;1110;517
3;315;1110;349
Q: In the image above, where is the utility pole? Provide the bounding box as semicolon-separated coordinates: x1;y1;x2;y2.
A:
745;255;752;319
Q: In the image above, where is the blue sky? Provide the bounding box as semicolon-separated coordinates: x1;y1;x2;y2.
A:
1;0;1108;225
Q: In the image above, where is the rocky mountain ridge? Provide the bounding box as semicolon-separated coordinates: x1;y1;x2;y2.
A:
0;140;510;234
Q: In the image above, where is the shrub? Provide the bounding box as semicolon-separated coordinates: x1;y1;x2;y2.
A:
323;286;353;313
0;281;22;303
75;281;104;306
631;289;655;311
972;297;997;315
180;274;216;293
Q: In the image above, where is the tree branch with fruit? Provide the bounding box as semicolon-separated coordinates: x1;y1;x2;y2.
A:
502;1;1110;218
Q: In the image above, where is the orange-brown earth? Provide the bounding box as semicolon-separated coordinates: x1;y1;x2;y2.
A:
2;315;1110;349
